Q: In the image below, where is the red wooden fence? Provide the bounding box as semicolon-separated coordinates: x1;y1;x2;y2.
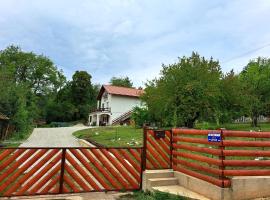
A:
0;147;142;197
172;128;270;188
144;129;172;170
1;128;270;197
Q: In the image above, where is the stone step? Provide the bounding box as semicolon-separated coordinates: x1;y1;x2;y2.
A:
152;185;210;200
145;169;174;179
148;177;178;187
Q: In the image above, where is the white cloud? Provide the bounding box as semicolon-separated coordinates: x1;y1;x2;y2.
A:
0;0;270;86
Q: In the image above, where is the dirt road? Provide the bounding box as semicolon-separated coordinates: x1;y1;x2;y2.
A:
20;126;89;147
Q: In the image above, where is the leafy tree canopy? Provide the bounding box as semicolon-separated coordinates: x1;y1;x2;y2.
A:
46;71;99;122
239;57;270;126
0;45;66;95
142;52;222;128
110;76;133;88
0;45;66;134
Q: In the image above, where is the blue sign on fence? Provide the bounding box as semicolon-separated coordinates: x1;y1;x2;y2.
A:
208;132;221;142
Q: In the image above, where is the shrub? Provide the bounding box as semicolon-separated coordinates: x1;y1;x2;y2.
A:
131;106;150;128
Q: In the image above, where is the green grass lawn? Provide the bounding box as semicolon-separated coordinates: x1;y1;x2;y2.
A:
1;142;21;147
73;123;270;148
73;126;143;147
195;122;270;131
0;127;34;147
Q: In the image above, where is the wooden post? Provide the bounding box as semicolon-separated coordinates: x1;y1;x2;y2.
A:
59;148;66;194
139;147;144;190
172;128;178;169
142;126;147;171
169;129;173;169
219;129;225;188
140;126;148;190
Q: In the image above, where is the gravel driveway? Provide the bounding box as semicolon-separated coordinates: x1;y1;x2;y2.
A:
20;126;89;147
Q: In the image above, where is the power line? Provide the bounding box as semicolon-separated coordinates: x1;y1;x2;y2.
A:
222;43;270;64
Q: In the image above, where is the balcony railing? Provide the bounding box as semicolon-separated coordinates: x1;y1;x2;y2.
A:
91;107;111;113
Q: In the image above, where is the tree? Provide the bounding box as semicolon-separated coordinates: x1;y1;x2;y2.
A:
218;70;244;123
45;82;76;122
142;52;222;128
71;71;96;120
0;45;65;95
46;71;98;122
0;45;66;134
239;57;270;127
131;106;150;127
110;76;133;88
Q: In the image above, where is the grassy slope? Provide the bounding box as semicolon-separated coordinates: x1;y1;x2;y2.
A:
73;123;270;147
1;126;34;147
73;126;143;147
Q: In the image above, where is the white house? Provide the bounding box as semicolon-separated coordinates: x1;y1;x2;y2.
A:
88;85;144;126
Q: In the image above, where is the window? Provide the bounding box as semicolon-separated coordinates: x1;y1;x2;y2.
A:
103;92;108;100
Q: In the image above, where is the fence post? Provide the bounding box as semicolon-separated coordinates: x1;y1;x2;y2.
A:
169;129;173;169
59;148;66;194
139;126;147;190
142;126;147;171
219;129;225;188
172;128;179;170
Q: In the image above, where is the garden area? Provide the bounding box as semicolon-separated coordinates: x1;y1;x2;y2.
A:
73;126;143;147
73;122;270;148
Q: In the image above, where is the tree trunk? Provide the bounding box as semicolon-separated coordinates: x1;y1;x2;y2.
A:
185;121;194;128
185;112;200;128
252;116;258;127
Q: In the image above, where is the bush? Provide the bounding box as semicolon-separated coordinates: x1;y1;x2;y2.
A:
49;122;71;127
131;106;150;127
118;190;186;200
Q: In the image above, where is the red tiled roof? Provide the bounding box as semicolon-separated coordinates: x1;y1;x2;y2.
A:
97;85;144;99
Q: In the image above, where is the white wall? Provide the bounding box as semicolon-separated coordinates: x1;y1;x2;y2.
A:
110;95;142;120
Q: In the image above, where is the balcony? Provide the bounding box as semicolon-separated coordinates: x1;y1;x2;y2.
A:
91;107;111;113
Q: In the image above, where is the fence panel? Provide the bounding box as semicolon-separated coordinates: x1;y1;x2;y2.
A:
172;129;230;187
172;128;270;188
145;129;172;169
0;147;142;197
62;148;142;193
0;148;62;197
222;130;270;177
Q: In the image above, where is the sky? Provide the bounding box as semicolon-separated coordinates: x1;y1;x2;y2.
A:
1;0;270;87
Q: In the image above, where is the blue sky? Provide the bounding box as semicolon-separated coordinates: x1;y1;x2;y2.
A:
1;0;270;86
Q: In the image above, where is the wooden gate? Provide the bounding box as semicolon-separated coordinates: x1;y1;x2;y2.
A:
0;147;142;197
144;128;172;169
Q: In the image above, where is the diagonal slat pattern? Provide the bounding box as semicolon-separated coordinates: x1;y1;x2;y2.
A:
62;148;141;193
0;147;142;197
146;129;171;169
0;148;62;197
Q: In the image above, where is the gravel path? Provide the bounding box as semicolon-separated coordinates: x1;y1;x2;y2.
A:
20;126;89;147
